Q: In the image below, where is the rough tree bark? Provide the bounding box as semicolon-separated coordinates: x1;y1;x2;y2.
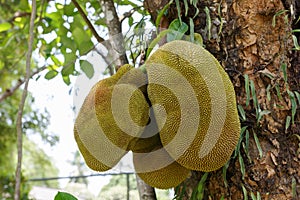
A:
144;0;300;199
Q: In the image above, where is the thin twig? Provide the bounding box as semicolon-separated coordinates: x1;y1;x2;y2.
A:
71;0;105;43
8;12;31;23
119;6;143;22
14;0;36;199
0;66;46;103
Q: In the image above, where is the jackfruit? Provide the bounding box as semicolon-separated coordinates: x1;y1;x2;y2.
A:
133;144;190;189
74;65;152;171
75;40;240;188
145;40;240;172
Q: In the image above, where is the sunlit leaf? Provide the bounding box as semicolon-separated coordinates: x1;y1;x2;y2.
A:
0;22;12;32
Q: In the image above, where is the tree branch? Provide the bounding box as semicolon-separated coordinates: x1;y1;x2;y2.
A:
99;0;128;70
0;66;46;103
14;0;36;199
8;11;31;23
136;174;157;200
71;0;105;43
119;6;143;23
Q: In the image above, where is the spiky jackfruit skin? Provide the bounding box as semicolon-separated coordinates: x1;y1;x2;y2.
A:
133;145;190;189
74;65;153;171
146;40;240;172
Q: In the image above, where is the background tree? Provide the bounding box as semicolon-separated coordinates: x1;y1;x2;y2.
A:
143;0;300;199
1;0;299;199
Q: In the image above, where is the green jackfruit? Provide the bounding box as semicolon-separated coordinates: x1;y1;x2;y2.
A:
75;40;240;189
146;40;240;172
133;145;190;189
74;65;152;171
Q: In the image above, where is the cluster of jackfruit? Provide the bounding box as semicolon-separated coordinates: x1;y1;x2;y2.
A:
74;40;241;189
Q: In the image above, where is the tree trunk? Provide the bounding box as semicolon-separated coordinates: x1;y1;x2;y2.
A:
144;0;300;199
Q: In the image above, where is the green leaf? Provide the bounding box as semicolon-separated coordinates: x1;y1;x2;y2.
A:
241;184;248;200
204;6;212;40
189;18;195;43
55;3;64;10
292;177;297;198
0;22;12;32
238;104;246;121
80;60;94;79
244;130;250;161
61;64;75;76
196;172;209;200
72;27;90;46
155;0;173;28
184;0;188;16
234;126;248;158
250;80;258;110
238;152;245;180
175;0;182;24
95;18;106;26
281;63;287;83
272;10;288;27
285;115;291;131
244;74;250;106
146;29;173;58
194;33;203;46
288;90;297;124
257;110;271;124
78;40;94;56
222;160;230;188
250;192;257;200
292;35;300;50
61;36;77;52
253;131;263;158
54;192;77;200
275;84;283;100
44;70;58;80
51;56;62;66
62;75;71;85
64;52;77;65
128;16;134;26
294;91;300;105
46;12;63;28
257;192;261;200
64;3;76;16
167;19;188;42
